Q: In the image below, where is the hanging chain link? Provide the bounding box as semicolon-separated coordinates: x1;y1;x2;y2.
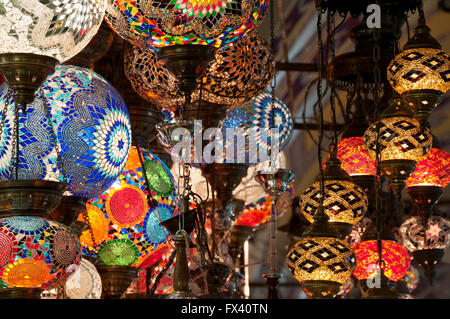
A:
82;207;98;253
372;0;384;266
328;10;338;149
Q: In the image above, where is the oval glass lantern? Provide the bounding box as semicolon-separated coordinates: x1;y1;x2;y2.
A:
353;240;410;282
0;216;81;289
105;0;269;48
406;148;450;188
337;137;376;176
79;146;178;267
0;0;107;62
0;65;132;199
65;258;102;299
399;216;450;252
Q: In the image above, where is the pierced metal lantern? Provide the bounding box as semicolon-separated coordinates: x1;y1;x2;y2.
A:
353;240;410;282
286;237;357;299
65;258;102;299
105;0;269;48
0;65;132;200
0;216;81;289
79;146;178;267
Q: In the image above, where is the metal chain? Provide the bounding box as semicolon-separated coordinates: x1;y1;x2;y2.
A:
13;102;19;180
327;10;338;149
82;207;98;253
372;0;384;267
316;0;325;203
40;88;69;184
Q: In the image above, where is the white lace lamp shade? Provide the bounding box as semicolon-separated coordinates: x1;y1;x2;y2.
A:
65;258;102;299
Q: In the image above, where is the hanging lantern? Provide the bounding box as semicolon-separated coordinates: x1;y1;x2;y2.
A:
65;258;102;299
387;24;450;125
353;240;410;282
286;237;357;299
0;65;132;200
337;137;377;177
124;30;274;110
363;94;432;198
221;92;294;159
0;217;81;290
105;0;269;48
399;215;450;283
406;148;450;221
301;152;368;237
0;0;107;105
79;146;178;266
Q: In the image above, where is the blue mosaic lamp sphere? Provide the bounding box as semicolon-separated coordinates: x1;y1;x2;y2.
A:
0;64;132;199
220;92;293;164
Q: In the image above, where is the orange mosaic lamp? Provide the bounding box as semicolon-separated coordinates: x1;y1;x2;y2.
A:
406;148;450;221
79;146;178;267
353;240;410;282
337;137;376;176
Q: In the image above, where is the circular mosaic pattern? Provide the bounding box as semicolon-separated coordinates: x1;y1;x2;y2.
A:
364;116;432;162
81;146;178;267
388;48;450;95
0;65;132;199
98;239;139;266
0;217;81;288
52;230;80;268
106;0;269;48
399;216;450;252
406;148;450;188
143;204;174;245
106;185;148;228
0;0;106;62
0;228;16;266
300;180;368;225
144;160;174;197
337;137;376;176
3;217;49;235
222;92;294;160
286;237;357;285
353;240;410;282
65;258;102;299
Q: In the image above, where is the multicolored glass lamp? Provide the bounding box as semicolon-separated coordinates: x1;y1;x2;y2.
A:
387;18;450;126
363;93;432;198
0;217;81;298
301;151;368;237
399;215;450;284
65;258;102;299
406;148;450;221
79;146;178;298
0;65;132;200
105;0;269;104
0;0;106;106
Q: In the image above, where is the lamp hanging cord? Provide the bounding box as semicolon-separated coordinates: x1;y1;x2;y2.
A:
327;10;338;150
372;0;384;267
315;0;325;203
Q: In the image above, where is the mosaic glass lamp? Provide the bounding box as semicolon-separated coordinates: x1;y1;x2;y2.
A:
286;237;357;299
0;216;81;290
387;24;450;126
221;92;294;159
405;148;450;221
301;152;368;237
0;65;132;200
65;258;102;299
399;215;450;284
337;137;376;177
124;30;274;111
363;94;432;198
79;146;178;267
105;0;269;48
0;0;107;105
353;240;410;282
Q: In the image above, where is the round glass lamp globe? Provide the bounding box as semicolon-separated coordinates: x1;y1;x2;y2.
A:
0;64;132;199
